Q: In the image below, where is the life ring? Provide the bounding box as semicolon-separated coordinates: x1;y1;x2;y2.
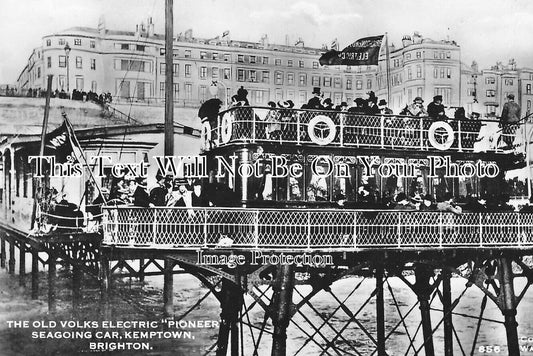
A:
200;121;212;150
221;114;233;144
428;121;455;150
307;115;337;146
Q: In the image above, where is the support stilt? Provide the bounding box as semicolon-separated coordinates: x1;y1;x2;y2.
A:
72;264;82;316
99;253;111;319
31;248;39;299
48;249;57;313
19;242;25;286
163;258;174;316
415;266;435;356
499;257;520;355
0;234;5;268
442;269;453;356
271;265;295;356
139;258;144;282
8;237;15;275
376;264;386;356
216;279;243;356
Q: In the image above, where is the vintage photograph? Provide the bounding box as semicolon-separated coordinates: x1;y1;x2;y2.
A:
1;0;533;355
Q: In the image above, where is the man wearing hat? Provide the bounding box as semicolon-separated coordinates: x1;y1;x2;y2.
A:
130;177;150;207
500;93;521;148
307;87;324;109
427;95;447;119
378;99;393;114
149;173;168;206
402;97;427;117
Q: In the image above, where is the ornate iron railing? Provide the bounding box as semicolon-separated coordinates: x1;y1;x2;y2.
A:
102;207;533;250
200;107;519;154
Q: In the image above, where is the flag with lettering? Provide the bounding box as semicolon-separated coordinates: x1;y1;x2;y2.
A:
44;121;75;163
319;35;384;66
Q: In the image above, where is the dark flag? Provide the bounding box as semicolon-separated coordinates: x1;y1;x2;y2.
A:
319;35;384;66
44;121;75;162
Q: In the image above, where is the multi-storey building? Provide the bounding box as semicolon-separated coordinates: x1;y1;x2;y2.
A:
14;21;533;117
15;18;377;109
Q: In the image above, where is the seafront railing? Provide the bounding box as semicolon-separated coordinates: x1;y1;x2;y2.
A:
102;207;533;250
201;107;519;154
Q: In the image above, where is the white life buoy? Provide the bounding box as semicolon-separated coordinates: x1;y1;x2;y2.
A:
200;121;212;150
428;121;455;150
307;115;337;146
221;114;233;144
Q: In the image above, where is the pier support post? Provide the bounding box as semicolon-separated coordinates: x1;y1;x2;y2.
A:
1;234;5;268
216;279;244;356
8;237;15;274
31;248;39;299
139;258;145;282
19;242;25;286
415;266;435;356
376;264;386;356
163;258;174;316
271;265;295;356
48;249;57;313
499;257;520;355
99;253;111;319
442;269;453;356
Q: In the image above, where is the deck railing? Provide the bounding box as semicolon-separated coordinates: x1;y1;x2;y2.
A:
102;207;533;250
202;106;520;154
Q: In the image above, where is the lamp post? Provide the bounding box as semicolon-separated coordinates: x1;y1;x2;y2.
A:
209;80;228;110
64;43;71;94
472;74;478;103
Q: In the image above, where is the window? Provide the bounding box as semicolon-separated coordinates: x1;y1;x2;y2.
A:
90;40;95;49
250;56;256;64
160;63;166;75
312;76;320;86
46;39;51;46
367;79;372;90
223;68;231;80
199;66;208;79
74;38;81;46
237;69;245;81
447;68;451;79
356;80;363;90
37;67;41;78
121;43;129;50
486;89;496;97
185;64;191;77
173;63;179;76
184;50;191;58
199;85;207;102
250;70;257;82
433;68;438;79
417;87;423;98
174;83;179;99
254;90;264;104
58;38;65;46
185;83;192;100
224;54;231;61
313;61;319;69
200;52;207;59
346;79;352;90
212;53;219;60
212;67;218;79
434;51;439;59
334;77;342;89
298;60;304;68
416;65;422;78
275;59;281;66
528;100;532;112
263;57;269;64
262;71;270;83
91;81;97;92
407;67;412;80
324;77;332;87
527;84;532;95
75;56;82;69
160;82;165;97
47;57;52;68
416;51;421;59
59;55;66;68
90;58;96;70
406;53;411;60
238;55;244;63
288;60;293;67
275;71;283;85
446;52;451;59
299;74;307;86
287;73;294;85
440;68;445;78
485;77;495;84
505;78;514;86
136;45;145;52
75;77;84;91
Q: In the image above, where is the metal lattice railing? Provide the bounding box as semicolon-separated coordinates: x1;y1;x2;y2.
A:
102;207;533;250
201;107;518;154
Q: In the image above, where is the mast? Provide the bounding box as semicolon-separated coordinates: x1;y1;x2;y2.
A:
385;33;391;107
164;0;174;156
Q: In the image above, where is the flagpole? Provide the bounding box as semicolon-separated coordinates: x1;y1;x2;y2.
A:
385;32;392;107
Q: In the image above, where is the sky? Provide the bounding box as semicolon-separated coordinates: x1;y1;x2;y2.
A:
2;0;533;84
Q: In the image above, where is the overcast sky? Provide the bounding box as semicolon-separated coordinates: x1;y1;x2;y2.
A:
2;0;533;84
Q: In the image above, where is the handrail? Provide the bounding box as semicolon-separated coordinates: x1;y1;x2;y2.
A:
101;206;533;250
